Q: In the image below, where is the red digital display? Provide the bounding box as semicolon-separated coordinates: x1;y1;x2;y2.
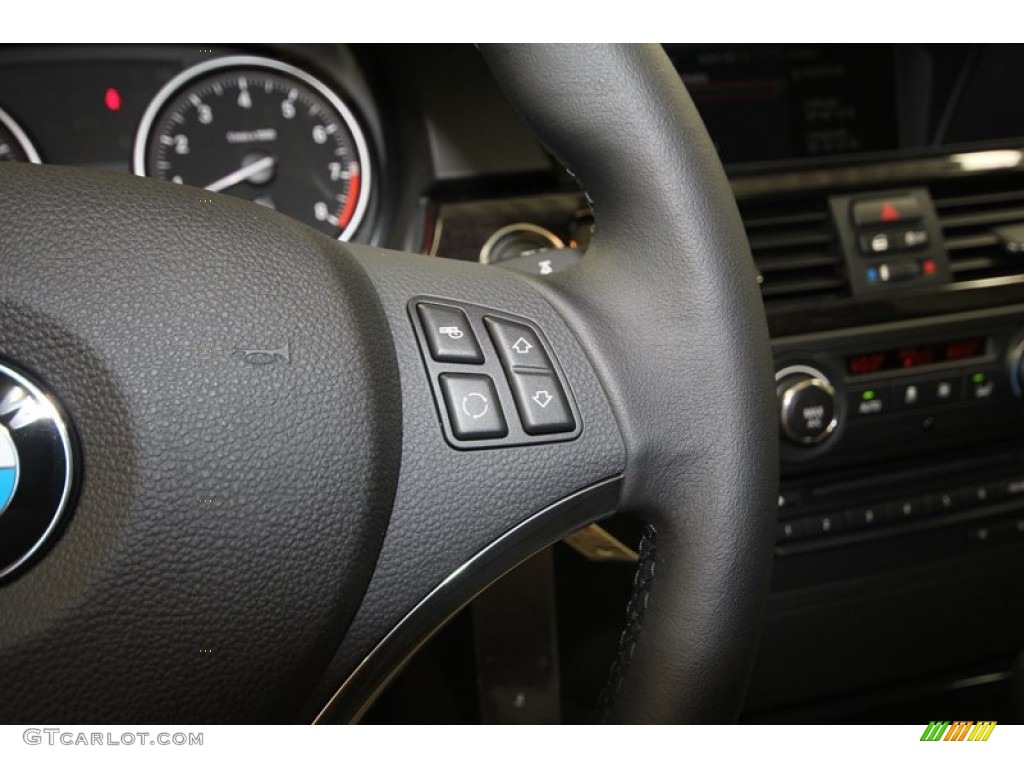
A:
847;337;984;376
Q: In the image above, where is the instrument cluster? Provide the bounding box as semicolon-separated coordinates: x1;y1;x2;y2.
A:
0;47;376;242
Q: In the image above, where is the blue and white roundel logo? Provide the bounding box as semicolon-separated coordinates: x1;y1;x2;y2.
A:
0;361;76;580
0;424;17;516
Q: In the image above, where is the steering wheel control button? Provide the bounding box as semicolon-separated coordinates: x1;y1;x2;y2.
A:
0;361;77;580
410;299;581;448
439;374;508;440
484;317;551;371
417;303;484;364
507;371;575;435
777;369;838;444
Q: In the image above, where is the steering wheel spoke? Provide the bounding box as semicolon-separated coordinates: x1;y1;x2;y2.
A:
307;244;626;722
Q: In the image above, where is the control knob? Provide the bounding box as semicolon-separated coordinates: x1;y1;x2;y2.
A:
777;366;838;445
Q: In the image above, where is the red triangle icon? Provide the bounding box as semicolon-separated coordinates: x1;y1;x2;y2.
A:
880;201;901;222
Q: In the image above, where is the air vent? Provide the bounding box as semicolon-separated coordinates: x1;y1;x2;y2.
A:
737;196;846;306
932;174;1024;283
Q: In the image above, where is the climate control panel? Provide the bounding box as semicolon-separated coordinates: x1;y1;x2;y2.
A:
773;310;1024;466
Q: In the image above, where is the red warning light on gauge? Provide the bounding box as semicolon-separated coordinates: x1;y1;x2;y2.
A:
104;87;122;112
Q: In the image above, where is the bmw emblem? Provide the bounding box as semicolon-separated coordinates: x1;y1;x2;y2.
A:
0;424;16;514
0;362;76;580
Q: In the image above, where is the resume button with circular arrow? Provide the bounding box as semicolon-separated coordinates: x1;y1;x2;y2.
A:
439;373;508;441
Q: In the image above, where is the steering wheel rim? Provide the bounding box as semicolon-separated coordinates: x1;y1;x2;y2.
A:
0;44;776;724
485;44;779;722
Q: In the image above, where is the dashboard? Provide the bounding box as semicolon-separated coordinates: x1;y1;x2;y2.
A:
2;43;1024;724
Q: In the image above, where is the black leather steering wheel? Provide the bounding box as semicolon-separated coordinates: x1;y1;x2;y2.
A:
0;44;776;724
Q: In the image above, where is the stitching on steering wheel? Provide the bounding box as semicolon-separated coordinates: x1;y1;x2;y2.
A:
593;524;658;722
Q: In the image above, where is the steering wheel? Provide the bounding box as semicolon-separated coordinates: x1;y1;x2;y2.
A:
0;44;776;724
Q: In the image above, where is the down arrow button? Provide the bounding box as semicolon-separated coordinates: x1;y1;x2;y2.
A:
509;370;575;435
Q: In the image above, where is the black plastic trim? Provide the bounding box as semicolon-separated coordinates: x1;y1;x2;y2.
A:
729;144;1024;200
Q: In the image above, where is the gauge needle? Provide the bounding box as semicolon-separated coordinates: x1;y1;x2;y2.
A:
204;156;276;193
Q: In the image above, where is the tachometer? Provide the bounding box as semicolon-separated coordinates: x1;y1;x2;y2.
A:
0;106;41;163
133;56;372;241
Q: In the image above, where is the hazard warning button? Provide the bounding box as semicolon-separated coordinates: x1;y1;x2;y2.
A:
851;195;922;226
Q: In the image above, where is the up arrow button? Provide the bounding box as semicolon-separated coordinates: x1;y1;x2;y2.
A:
484;317;551;370
512;337;534;355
